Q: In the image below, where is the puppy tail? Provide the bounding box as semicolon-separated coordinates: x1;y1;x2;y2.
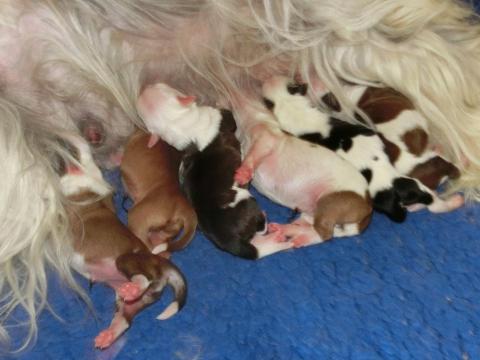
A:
167;210;198;252
115;253;187;321
155;258;187;320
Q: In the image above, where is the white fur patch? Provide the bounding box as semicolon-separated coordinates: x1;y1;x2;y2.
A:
157;301;179;320
138;83;222;151
60;136;111;197
71;253;90;279
131;274;151;290
333;223;360;237
225;185;252;208
151;243;168;255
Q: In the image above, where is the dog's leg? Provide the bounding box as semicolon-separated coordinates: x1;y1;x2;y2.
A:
249;231;291;258
94;297;133;349
235;128;278;185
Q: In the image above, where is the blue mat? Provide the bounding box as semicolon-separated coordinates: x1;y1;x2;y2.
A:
7;167;480;360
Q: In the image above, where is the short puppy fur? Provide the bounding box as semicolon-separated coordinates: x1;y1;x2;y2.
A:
137;83;294;259
325;85;462;190
121;129;198;255
233;99;372;244
262;76;463;220
61;137;186;350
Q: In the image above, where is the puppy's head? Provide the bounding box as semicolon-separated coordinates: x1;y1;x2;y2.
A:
261;76;308;111
137;83;198;150
60;136;111;197
392;177;433;206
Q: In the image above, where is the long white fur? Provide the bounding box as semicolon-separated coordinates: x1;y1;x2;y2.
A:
0;0;480;351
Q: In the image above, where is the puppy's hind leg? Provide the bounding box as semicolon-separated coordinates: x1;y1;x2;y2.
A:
249;228;295;258
267;215;324;249
115;252;187;321
94;298;135;349
314;191;372;239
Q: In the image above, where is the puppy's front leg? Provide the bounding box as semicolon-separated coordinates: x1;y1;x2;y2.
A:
235;127;278;185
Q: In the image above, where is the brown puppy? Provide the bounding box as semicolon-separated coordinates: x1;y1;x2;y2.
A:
121;129;197;255
61;138;187;350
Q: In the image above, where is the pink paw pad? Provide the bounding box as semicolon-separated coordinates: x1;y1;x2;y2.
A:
117;282;142;302
449;194;465;209
272;228;287;242
293;235;310;248
94;329;115;349
234;166;253;185
267;223;281;233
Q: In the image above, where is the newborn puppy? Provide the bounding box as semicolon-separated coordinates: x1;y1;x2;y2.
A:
60;137;187;350
321;85;462;190
233;99;372;244
121;129;198;255
262;76;463;219
137;84;294;259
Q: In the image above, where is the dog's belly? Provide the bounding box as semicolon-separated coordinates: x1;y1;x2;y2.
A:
252;139;337;214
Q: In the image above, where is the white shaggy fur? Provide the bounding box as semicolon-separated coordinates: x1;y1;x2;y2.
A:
0;0;480;351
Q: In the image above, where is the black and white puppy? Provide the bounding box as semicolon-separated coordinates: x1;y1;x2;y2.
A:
262;76;462;221
321;85;463;191
137;83;294;259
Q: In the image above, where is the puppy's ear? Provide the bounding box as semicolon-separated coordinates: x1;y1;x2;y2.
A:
393;177;433;206
177;95;196;107
373;189;407;223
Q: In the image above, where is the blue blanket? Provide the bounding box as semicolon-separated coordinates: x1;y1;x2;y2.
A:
7;166;480;360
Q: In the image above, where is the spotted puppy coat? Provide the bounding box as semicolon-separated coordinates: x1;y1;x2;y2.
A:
137;83;295;259
262;76;463;221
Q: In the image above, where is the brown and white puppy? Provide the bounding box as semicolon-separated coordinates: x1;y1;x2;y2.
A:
137;84;296;259
262;76;464;220
121;129;198;255
60;137;187;350
323;86;462;191
233;98;372;245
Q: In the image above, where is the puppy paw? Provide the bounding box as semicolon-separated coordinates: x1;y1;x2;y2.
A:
117;282;142;302
234;166;253;185
94;329;115;349
447;193;465;210
267;223;282;233
292;234;310;248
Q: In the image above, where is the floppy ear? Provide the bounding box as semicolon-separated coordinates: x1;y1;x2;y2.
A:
177;95;196;106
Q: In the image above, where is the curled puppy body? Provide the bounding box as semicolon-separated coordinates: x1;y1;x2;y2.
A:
262;76;464;220
121;129;198;255
61;137;187;349
137;83;294;259
325;85;463;190
232;98;372;244
3;0;480;349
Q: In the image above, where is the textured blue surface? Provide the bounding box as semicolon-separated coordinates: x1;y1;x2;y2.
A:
7;167;480;360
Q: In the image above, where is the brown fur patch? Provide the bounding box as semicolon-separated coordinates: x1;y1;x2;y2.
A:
358;87;414;124
408;156;461;189
401;128;428;156
313;191;372;240
378;133;401;164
